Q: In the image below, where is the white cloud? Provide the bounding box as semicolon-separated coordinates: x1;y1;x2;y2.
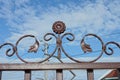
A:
0;1;120;80
0;0;120;43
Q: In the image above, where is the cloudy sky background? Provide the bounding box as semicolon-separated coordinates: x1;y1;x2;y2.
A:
0;0;120;80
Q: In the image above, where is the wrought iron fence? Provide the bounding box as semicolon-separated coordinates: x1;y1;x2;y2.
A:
0;21;120;80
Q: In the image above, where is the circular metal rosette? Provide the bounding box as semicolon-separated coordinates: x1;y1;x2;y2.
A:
52;21;66;34
15;35;56;63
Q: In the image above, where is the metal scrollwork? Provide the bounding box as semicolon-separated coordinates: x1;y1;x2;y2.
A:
61;33;105;63
0;21;120;63
0;43;16;57
15;34;57;63
80;34;104;62
61;33;75;41
15;35;39;63
104;41;120;55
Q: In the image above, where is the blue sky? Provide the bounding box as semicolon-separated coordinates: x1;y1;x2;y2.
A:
0;0;120;62
0;0;120;80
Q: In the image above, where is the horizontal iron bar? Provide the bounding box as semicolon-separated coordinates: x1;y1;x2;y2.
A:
0;62;120;71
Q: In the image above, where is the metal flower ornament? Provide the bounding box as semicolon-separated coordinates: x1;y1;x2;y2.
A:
0;21;120;63
81;39;92;53
28;39;39;53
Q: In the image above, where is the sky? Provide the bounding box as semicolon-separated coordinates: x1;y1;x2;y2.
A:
0;0;120;80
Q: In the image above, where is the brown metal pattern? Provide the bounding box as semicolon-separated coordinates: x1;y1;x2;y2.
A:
1;63;120;70
104;41;120;55
44;53;76;80
87;69;94;80
0;43;16;57
0;71;2;80
81;39;92;53
24;70;31;80
28;39;39;53
52;21;66;34
56;69;63;80
117;69;120;80
0;21;120;63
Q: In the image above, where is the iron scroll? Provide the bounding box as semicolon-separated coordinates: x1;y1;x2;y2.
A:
0;21;120;63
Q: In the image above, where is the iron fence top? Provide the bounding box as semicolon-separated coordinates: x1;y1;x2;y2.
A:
0;21;120;63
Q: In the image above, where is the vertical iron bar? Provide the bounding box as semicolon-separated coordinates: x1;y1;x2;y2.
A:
117;69;120;80
24;70;31;80
87;69;94;80
0;71;2;80
56;69;63;80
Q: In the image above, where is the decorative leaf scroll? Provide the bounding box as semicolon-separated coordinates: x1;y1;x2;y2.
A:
81;39;92;53
0;21;120;63
28;39;40;53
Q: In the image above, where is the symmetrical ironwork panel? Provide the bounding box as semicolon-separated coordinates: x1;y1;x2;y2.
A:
0;21;120;80
0;21;119;63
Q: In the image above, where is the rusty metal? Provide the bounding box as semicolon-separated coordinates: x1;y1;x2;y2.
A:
81;39;92;53
104;41;120;55
44;53;76;80
0;71;2;80
24;70;31;80
117;69;120;80
28;38;39;53
45;53;76;80
87;69;94;80
56;69;63;80
52;21;66;34
0;21;120;63
0;43;16;57
0;21;120;80
0;63;120;70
